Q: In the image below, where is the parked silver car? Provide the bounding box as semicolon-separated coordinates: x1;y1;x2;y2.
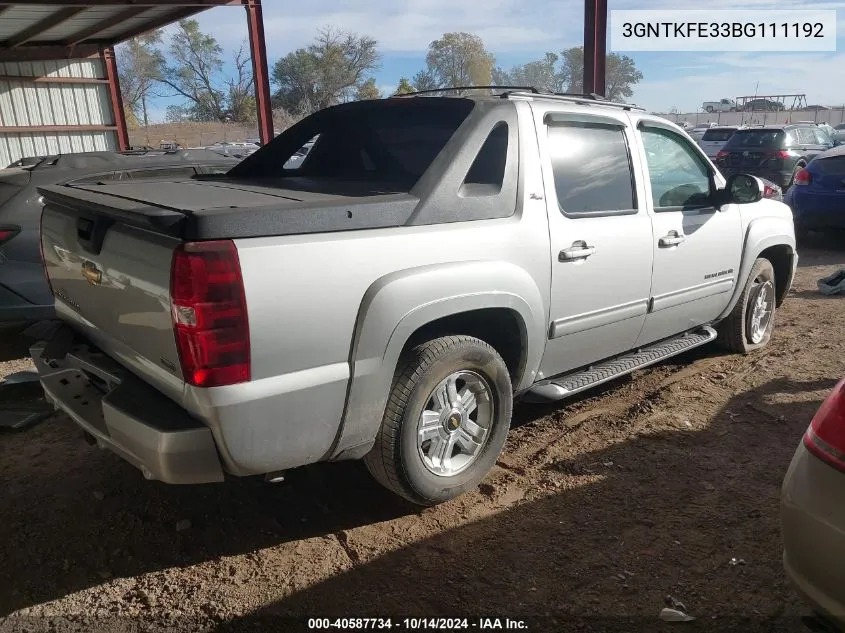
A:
782;376;845;629
698;126;743;158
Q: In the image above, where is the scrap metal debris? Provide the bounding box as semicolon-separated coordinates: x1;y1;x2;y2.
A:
818;269;845;296
660;596;696;621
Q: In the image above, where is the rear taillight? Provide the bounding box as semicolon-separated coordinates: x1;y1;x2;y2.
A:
0;224;20;245
793;168;811;186
170;240;250;388
803;379;845;472
716;150;729;159
770;150;791;159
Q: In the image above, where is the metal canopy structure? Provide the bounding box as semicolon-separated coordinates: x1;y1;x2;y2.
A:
0;0;274;153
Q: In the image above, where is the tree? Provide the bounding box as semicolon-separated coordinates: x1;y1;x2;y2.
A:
493;53;563;92
557;46;642;101
356;78;382;101
417;32;495;91
116;32;165;127
157;20;256;123
272;27;381;115
394;77;415;95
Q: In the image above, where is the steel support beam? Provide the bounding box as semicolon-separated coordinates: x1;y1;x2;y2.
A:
0;44;100;62
0;125;117;133
0;74;108;84
244;0;274;145
2;7;87;48
65;6;151;46
102;46;129;151
583;0;607;97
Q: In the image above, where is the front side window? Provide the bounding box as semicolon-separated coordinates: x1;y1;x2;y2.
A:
547;122;636;216
640;126;712;210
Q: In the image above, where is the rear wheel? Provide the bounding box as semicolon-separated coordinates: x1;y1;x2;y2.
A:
364;335;513;506
705;106;714;113
717;258;777;354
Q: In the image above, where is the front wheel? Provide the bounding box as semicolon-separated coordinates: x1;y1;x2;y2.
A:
717;258;777;354
364;335;513;506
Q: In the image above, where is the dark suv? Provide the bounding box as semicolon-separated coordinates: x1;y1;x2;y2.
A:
714;124;836;189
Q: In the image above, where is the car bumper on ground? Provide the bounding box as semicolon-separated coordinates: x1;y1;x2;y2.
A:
781;442;845;626
30;336;224;484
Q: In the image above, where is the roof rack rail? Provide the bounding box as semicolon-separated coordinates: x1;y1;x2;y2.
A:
507;90;645;111
391;85;551;97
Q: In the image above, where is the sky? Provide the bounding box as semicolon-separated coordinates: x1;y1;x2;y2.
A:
145;0;845;122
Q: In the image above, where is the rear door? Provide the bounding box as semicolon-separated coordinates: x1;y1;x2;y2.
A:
633;120;742;346
531;104;654;377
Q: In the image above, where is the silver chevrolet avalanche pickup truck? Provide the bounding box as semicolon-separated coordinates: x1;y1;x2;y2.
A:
27;90;797;506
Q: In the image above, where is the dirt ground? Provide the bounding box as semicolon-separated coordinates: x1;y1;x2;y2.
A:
1;238;843;633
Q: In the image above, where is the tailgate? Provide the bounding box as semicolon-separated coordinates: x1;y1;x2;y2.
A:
39;185;187;395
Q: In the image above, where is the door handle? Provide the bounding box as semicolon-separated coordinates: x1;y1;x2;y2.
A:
559;241;596;261
658;231;686;247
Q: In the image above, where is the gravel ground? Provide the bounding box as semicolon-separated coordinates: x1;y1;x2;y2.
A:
0;238;843;633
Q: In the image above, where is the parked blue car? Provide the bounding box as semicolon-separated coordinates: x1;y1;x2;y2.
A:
785;145;845;239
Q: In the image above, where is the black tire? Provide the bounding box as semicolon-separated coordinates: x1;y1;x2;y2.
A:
364;335;513;506
705;106;714;113
717;258;777;354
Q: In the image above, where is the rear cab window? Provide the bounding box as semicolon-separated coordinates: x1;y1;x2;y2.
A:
235;99;476;190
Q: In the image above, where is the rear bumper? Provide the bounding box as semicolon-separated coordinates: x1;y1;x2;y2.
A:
30;334;224;484
781;443;845;626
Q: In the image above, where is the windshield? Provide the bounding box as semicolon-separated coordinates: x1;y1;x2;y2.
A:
723;130;785;149
232;99;475;188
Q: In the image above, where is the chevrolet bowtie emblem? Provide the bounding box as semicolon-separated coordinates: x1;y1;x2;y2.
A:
81;260;102;285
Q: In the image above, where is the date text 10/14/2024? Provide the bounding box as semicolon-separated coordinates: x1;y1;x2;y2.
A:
307;618;529;630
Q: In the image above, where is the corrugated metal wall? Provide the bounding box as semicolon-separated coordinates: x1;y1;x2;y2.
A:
0;58;116;167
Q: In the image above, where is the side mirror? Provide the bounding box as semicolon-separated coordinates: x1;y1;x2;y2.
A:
725;173;764;204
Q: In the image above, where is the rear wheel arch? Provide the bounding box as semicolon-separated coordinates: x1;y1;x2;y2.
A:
331;263;546;461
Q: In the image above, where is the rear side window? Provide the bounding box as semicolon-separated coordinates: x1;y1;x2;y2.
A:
724;130;785;149
462;122;508;194
701;128;736;142
812;128;831;144
547;122;636;216
797;128;817;144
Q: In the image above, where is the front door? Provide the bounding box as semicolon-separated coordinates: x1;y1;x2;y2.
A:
532;104;654;379
633;121;742;346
